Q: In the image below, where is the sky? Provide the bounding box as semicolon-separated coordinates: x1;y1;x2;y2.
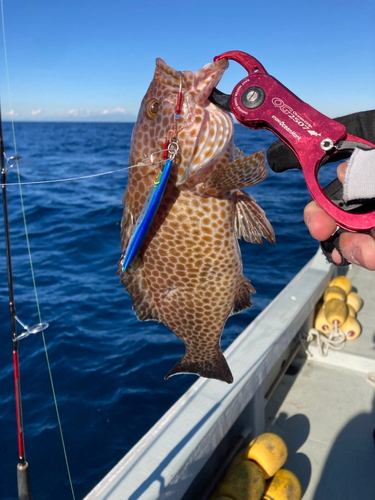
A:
0;0;374;122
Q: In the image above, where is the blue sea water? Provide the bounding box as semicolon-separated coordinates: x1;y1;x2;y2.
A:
0;122;333;499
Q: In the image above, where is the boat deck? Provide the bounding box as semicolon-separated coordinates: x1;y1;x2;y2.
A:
266;264;375;500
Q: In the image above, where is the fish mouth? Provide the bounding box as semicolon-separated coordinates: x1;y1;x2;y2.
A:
153;57;233;185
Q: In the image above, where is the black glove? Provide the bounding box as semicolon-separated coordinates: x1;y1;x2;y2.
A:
267;109;375;172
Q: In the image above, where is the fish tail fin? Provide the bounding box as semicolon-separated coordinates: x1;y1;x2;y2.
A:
165;351;233;384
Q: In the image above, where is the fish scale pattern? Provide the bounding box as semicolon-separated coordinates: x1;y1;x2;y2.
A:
118;57;274;383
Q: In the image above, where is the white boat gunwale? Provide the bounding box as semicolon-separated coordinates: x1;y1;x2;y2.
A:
84;250;335;500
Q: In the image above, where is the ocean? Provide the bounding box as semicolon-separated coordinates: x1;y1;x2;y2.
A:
0;122;332;499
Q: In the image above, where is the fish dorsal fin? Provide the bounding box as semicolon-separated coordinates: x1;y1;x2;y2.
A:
203;149;267;194
230;277;256;316
235;190;275;245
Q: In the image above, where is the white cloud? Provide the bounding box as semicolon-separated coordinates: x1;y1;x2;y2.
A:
5;110;18;117
111;107;126;114
31;109;42;116
53;107;136;122
67;107;127;117
101;107;126;115
68;108;93;117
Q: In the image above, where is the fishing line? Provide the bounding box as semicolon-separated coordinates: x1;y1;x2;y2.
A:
0;2;76;499
2;155;168;186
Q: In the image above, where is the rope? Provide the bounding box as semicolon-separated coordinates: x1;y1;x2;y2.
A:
302;327;375;388
300;325;346;358
0;2;76;498
365;373;375;387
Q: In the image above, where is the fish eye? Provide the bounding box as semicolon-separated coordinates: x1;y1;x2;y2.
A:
146;99;159;119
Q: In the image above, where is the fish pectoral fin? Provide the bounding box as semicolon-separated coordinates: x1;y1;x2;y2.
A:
230;278;256;316
165;351;233;384
235;190;275;245
203;149;267;194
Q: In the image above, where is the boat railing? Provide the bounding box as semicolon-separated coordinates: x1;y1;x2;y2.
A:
84;250;334;500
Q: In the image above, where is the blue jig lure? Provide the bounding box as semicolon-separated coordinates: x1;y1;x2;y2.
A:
122;157;173;272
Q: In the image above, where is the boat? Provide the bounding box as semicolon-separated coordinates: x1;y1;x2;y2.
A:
83;249;375;499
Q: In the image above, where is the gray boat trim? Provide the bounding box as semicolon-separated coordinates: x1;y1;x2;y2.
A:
84;250;334;500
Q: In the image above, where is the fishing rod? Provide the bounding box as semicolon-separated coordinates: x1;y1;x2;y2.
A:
0;106;32;500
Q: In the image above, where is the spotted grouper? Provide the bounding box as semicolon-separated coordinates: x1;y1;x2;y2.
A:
118;57;275;383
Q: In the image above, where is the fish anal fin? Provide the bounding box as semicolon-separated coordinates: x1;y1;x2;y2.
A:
231;278;256;316
204;149;267;194
165;351;233;384
235;190;275;245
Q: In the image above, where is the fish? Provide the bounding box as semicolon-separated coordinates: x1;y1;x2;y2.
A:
118;57;275;384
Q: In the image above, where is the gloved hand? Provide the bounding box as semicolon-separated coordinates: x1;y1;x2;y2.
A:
267;109;375;172
267;110;375;270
